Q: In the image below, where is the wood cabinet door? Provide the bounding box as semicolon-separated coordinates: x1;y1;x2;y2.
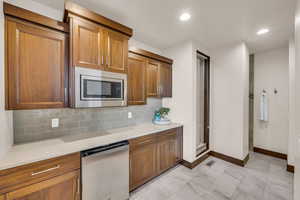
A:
129;141;157;191
159;63;172;97
157;131;177;173
128;53;147;105
176;127;183;162
5;171;80;200
0;195;4;200
73;17;105;70
146;60;160;97
6;18;67;110
105;30;128;73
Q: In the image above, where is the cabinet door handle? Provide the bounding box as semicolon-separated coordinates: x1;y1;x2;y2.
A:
64;88;67;101
77;177;80;196
106;55;110;66
158;86;163;96
101;55;104;65
31;165;60;176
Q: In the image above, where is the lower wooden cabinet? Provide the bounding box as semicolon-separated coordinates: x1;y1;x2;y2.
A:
176;127;183;163
129;127;183;191
129;137;157;191
0;153;81;200
5;171;80;200
157;131;177;173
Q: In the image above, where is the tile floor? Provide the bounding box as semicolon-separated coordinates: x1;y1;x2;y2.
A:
130;152;294;200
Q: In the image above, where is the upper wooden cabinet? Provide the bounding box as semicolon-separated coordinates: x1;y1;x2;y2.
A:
5;17;68;110
65;2;132;74
128;53;147;105
147;61;172;98
4;3;69;110
159;63;172;97
71;17;129;73
73;17;105;70
106;30;128;73
129;48;173;100
146;60;160;97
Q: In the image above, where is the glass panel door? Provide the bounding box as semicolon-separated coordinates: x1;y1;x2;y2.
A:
196;52;210;156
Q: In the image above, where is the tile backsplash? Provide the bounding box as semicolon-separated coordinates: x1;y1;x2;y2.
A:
13;98;162;144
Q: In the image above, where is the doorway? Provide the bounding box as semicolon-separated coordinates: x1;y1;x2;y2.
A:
196;50;210;156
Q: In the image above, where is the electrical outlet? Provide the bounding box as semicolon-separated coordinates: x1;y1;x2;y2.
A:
51;118;59;128
128;112;133;119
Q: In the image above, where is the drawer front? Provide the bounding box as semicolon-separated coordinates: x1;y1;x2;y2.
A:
157;128;177;140
129;134;157;151
0;153;80;194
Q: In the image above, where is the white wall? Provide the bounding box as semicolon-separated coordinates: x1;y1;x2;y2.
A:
4;0;63;20
129;39;162;55
210;42;249;160
162;41;195;162
253;47;289;155
294;0;300;198
0;0;13;159
163;40;249;162
289;40;296;167
162;40;209;162
243;45;250;159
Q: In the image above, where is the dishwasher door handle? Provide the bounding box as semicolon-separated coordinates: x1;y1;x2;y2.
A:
81;140;129;157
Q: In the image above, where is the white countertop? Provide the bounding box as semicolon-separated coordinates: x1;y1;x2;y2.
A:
0;123;182;171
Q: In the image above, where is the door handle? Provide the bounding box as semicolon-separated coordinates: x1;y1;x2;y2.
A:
31;165;60;176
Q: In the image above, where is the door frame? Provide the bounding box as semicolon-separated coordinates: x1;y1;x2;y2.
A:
196;50;210;157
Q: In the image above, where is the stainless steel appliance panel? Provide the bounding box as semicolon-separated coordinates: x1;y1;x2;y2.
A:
75;67;127;108
81;141;129;200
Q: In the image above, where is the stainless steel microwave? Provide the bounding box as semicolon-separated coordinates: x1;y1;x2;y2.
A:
75;67;127;108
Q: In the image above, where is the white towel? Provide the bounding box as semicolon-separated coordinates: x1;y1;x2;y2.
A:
260;91;268;121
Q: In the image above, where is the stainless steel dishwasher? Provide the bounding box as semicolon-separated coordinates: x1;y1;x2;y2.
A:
81;140;129;200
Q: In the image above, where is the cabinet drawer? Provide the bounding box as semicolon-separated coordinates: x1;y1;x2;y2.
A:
157;129;177;140
0;153;80;194
6;170;80;200
129;135;157;150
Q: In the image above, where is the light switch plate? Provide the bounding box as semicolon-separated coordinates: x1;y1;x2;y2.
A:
51;118;59;128
128;112;133;119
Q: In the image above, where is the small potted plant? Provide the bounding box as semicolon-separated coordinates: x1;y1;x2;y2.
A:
153;107;171;125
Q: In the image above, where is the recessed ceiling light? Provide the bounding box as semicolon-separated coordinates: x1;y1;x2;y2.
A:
257;28;270;35
180;13;191;21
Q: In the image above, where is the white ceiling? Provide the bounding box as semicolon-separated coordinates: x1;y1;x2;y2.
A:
32;0;296;53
